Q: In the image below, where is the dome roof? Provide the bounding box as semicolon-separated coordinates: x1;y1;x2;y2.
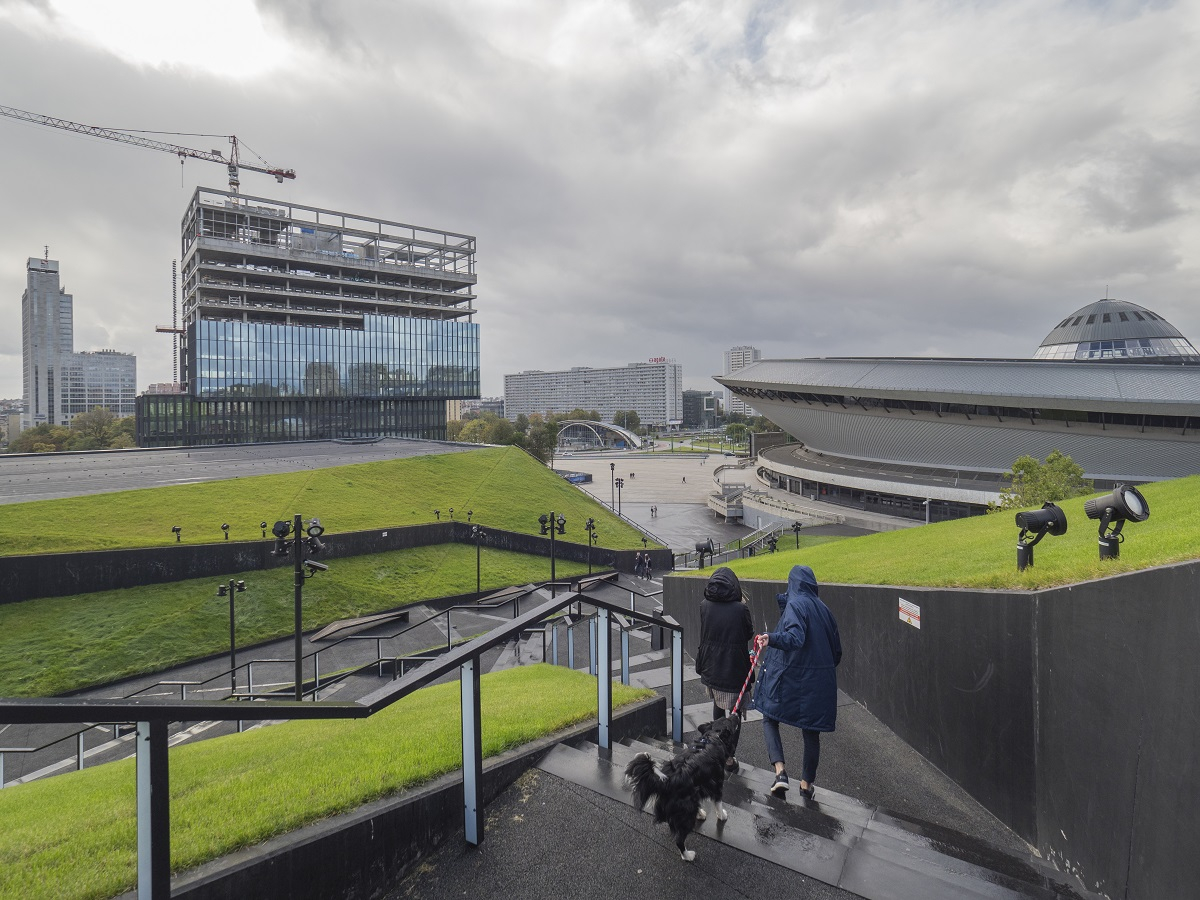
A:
1034;298;1199;362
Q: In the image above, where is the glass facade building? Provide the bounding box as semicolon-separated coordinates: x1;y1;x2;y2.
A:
138;189;479;446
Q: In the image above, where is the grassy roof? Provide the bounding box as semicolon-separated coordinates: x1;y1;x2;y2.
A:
0;446;651;556
690;475;1200;590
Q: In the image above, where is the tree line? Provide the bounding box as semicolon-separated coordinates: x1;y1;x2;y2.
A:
5;408;136;453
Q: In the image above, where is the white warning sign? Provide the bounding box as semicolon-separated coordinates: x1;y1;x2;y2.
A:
899;597;921;629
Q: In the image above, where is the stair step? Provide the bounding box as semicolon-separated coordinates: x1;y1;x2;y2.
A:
539;740;1098;900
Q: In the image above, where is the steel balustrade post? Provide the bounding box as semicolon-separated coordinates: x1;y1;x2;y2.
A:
247;662;254;697
567;622;575;670
460;657;483;846
314;652;320;698
136;720;170;900
378;638;384;677
0;752;4;788
671;628;684;743
551;621;559;666
621;629;630;685
597;608;612;751
77;731;85;770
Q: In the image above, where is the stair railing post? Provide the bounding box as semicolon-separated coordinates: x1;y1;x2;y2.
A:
620;628;630;685
567;621;575;670
136;719;170;899
671;627;683;743
588;616;597;676
460;657;483;846
597;607;612;751
551;620;559;666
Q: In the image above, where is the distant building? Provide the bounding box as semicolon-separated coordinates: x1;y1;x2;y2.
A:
722;345;760;417
504;360;682;427
682;389;721;429
720;298;1200;523
137;189;479;446
21;257;136;431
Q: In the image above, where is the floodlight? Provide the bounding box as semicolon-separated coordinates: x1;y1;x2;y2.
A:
539;514;550;535
260;521;268;538
217;583;228;597
304;560;329;574
1084;484;1150;560
171;525;182;542
234;580;246;592
272;520;291;539
695;538;716;567
306;519;324;538
555;514;566;534
221;523;230;540
307;534;326;554
1014;502;1067;571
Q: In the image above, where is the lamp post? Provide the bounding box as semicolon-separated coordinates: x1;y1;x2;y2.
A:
923;499;931;525
585;517;596;574
272;514;328;701
217;579;247;694
472;524;485;600
615;477;624;516
609;462;616;509
538;512;566;597
792;520;803;549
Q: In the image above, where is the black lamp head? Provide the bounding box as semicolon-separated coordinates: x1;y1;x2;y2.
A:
1015;502;1068;542
555;514;566;534
171;525;182;542
538;514;549;535
272;520;292;539
306;519;324;538
1084;484;1150;526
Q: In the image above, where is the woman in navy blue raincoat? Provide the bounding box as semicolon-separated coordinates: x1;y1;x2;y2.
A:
756;565;841;799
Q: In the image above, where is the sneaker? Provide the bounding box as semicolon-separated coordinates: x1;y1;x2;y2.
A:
724;757;740;775
770;772;789;795
797;783;815;800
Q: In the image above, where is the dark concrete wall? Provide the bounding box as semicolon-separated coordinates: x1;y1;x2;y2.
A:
663;561;1200;899
0;523;674;604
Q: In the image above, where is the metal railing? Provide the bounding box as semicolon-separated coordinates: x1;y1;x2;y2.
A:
0;589;684;900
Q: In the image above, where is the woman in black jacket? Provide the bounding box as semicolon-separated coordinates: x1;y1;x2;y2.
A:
696;567;755;771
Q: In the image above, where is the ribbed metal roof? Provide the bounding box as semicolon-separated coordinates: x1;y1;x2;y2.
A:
1036;298;1196;353
717;357;1200;414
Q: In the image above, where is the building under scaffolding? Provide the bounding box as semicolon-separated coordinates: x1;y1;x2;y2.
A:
138;188;480;446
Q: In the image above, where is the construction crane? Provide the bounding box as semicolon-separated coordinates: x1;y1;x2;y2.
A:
0;103;296;194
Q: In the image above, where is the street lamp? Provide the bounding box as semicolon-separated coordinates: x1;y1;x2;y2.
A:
792;521;803;549
538;512;567;597
615;477;625;516
472;524;485;600
272;514;329;701
216;579;247;694
585;517;596;574
609;462;616;509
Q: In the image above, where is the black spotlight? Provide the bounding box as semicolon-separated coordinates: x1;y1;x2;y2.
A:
1014;502;1068;571
221;523;230;540
695;538;716;568
171;525;182;542
1084;484;1150;560
272;520;292;556
538;514;550;535
260;521;268;538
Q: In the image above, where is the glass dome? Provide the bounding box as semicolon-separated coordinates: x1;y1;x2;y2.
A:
1034;298;1199;362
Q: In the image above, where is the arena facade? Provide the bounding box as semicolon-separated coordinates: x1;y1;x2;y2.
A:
718;298;1200;523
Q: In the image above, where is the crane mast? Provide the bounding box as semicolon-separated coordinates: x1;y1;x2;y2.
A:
0;104;296;194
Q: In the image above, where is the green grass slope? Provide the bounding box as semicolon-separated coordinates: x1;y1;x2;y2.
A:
0;665;653;900
0;446;650;556
0;543;591;697
695;476;1200;590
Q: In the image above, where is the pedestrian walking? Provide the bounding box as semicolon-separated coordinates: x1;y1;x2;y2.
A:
755;564;841;800
644;554;653;580
633;551;645;578
696;567;754;773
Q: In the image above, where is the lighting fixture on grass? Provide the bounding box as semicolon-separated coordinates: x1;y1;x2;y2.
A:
1015;502;1067;571
1084;484;1150;560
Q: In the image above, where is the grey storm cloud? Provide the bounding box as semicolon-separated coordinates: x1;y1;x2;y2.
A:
2;0;1199;400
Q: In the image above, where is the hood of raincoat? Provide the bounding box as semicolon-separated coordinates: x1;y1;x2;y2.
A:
776;564;818;603
703;566;742;603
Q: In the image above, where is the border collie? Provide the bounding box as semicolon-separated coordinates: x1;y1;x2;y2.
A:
623;715;741;861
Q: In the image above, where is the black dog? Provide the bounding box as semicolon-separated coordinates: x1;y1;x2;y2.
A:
624;715;741;861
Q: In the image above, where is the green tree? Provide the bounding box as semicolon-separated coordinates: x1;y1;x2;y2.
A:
993;450;1094;511
514;414;530;435
613;410;640;431
565;408;601;421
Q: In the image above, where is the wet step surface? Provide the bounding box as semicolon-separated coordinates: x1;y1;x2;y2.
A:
538;739;1101;900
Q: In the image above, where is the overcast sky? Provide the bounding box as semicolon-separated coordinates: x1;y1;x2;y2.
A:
2;0;1199;401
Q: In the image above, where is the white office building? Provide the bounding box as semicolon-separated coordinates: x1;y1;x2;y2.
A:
21;257;136;430
504;360;683;427
723;345;761;416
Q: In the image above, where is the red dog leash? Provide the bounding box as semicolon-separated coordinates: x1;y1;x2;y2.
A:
730;634;769;717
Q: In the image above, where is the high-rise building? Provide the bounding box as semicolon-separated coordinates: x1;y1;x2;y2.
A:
137;189;479;446
723;345;761;416
682;389;721;429
504;360;682;426
21;257;136;431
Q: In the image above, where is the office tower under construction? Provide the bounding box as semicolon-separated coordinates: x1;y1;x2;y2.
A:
137;188;479;446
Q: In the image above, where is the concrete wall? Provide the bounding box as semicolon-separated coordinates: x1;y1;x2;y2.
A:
664;561;1200;899
0;523;675;604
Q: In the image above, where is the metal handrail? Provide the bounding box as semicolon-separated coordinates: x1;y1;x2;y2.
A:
0;590;685;900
